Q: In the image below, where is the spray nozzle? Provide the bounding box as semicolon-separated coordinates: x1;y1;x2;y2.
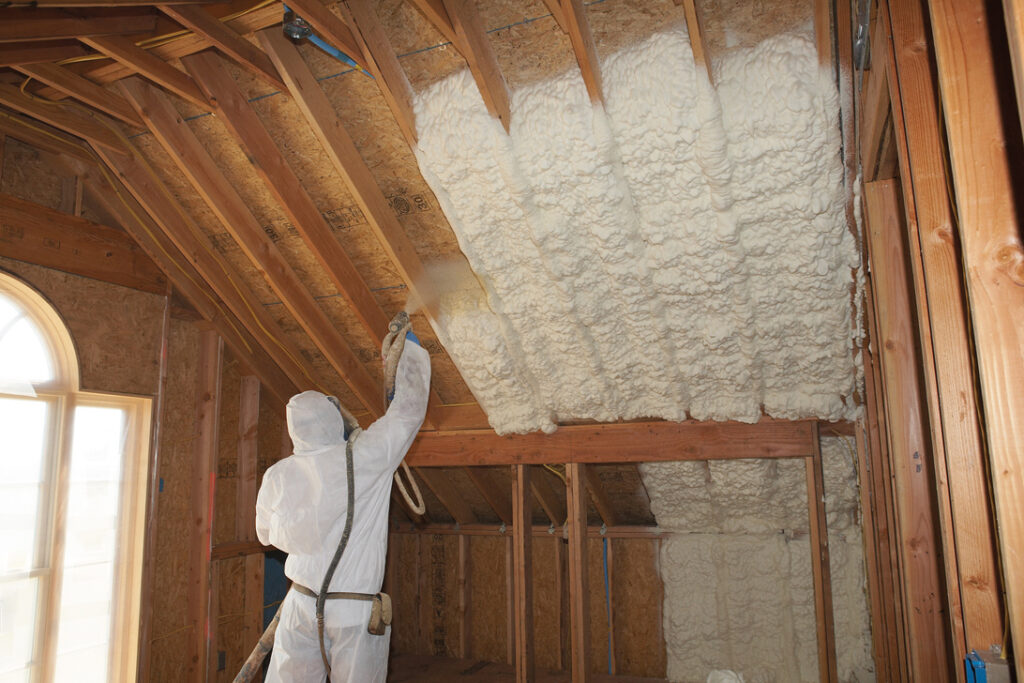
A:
388;311;411;335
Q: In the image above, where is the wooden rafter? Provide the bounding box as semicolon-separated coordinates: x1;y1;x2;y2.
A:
119;76;385;418
805;424;837;683
583;466;617;528
406;419;819;467
0;81;128;153
0;40;87;67
463;467;513;525
531;469;566;526
0;9;158;43
158;4;286;91
81;34;209;109
406;0;457;45
15;61;144;128
678;0;708;77
554;0;603;102
273;0;368;71
415;468;476;525
0;191;167;294
0;106;96;162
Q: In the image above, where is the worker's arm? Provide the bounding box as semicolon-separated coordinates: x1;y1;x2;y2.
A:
358;336;431;473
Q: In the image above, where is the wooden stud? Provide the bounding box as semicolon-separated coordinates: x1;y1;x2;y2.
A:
0;9;157;42
440;0;511;131
884;0;1004;655
81;35;209;109
566;462;589;682
805;423;838;683
119;77;384;418
1004;0;1024;139
464;467;513;526
854;419;891;678
0;80;128;153
506;533;515;665
926;0;1024;673
416;468;477;525
458;534;472;658
238;375;265;668
158;5;286;92
864;179;953;682
406;419;819;467
512;464;535;683
189;330;221;683
555;534;569;671
15;62;144;128
0;191;168;294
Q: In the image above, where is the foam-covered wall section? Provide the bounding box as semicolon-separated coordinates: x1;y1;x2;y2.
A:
413;27;860;436
412;19;870;683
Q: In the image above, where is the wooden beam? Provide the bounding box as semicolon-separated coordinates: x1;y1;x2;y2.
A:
583;465;618;528
0;40;87;67
406;0;458;45
864;179;952;682
512;464;535;683
540;0;567;32
0;81;128;153
0;107;94;163
158;4;286;91
390;522;664;539
927;0;1024;670
860;53;890;182
415;467;477;525
15;62;144;128
181;50;391;339
556;0;602;102
439;0;511;131
679;0;708;78
87;145;316;404
277;0;368;71
1004;0;1024;139
814;0;833;66
566;462;589;683
805;424;838;683
464;467;513;525
0;9;157;43
339;0;418;146
0;191;167;293
119;77;384;417
884;0;1004;654
189;330;221;683
81;34;209;109
406;419;816;467
82;172;298;407
853;420;890;679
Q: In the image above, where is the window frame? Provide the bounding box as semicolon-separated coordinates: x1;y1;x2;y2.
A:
0;273;152;683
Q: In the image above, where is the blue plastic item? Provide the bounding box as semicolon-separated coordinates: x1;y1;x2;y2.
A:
966;650;987;683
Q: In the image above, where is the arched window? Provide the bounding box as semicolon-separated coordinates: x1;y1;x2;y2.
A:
0;273;151;683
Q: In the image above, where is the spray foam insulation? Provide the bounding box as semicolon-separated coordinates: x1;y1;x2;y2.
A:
413;24;860;435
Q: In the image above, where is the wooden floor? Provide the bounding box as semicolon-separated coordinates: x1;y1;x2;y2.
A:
387;654;668;682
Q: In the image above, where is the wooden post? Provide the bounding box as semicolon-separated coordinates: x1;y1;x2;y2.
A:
566;462;590;682
458;534;471;659
236;375;264;655
189;330;221;683
506;534;515;665
512;465;535;682
926;0;1024;674
805;423;838;683
864;179;952;682
884;0;1004;656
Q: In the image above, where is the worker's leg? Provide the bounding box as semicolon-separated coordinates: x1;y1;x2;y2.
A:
266;592;328;683
325;602;390;683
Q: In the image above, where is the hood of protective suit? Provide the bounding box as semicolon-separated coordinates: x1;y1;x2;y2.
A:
286;390;346;455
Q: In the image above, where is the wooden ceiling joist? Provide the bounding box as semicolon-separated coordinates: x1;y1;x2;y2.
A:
407;419;819;467
338;0;418;147
0;9;158;43
0;107;96;162
554;0;603;102
158;4;286;91
0;190;168;294
119;76;384;417
80;170;299;406
0;81;128;153
81;34;210;109
0;40;88;67
15;62;145;128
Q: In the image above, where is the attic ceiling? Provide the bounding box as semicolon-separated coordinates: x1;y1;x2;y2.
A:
0;0;855;442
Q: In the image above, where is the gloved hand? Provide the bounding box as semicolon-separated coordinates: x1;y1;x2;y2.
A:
405;330;420;346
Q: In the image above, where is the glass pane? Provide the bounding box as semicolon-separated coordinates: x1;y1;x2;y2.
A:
0;294;53;388
0;398;50;574
0;577;39;681
54;405;127;682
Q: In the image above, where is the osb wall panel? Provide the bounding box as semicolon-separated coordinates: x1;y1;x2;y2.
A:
212;556;249;683
532;535;563;671
214;351;242;547
612;538;666;678
388;531;422;654
149;318;201;682
0;257;164;396
1;138;68;210
468;534;509;662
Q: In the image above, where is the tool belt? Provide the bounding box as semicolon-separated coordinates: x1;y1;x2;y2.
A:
292;583;393;636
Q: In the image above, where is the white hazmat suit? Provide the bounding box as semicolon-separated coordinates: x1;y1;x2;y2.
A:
256;340;430;682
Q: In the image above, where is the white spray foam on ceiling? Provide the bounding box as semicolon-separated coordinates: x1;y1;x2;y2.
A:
413;24;859;437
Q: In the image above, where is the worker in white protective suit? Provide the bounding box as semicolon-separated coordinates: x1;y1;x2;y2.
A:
255;331;430;682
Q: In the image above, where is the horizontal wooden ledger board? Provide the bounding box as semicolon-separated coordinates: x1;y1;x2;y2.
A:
405;419;817;466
